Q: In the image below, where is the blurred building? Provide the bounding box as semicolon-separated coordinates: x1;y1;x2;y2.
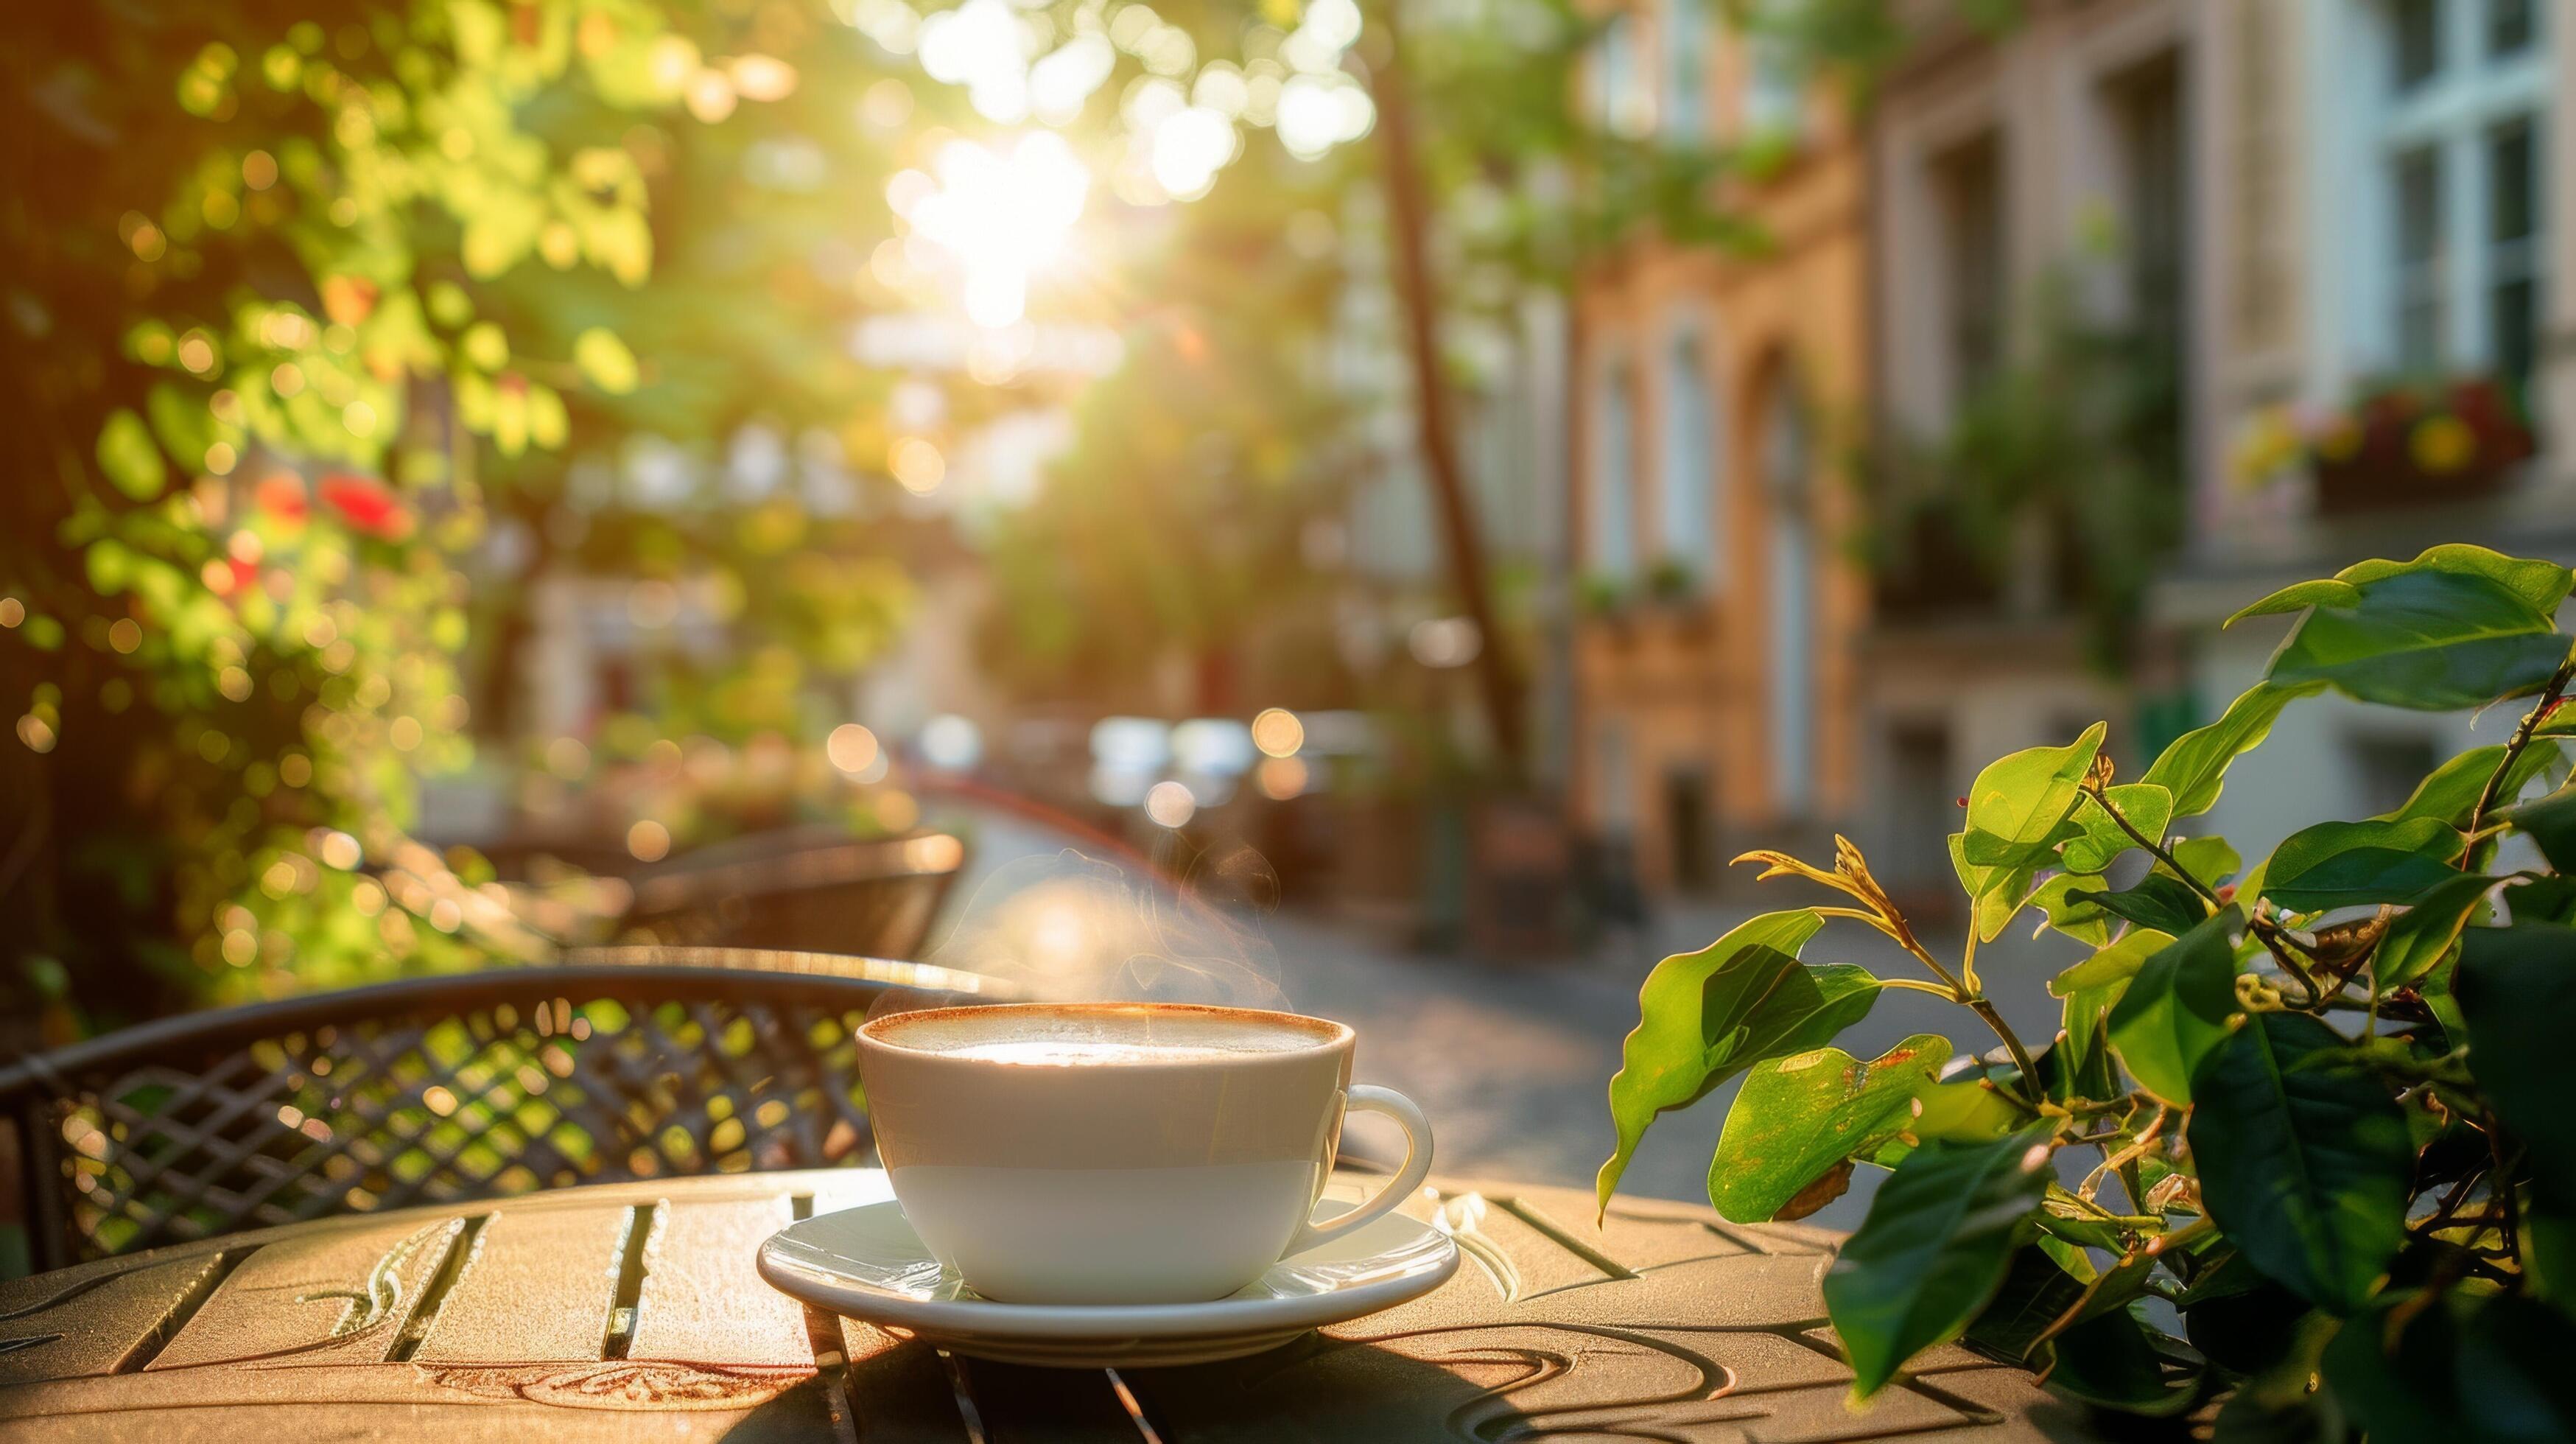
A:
1565;3;1873;895
1575;0;2574;904
1854;1;2198;900
2167;0;2575;862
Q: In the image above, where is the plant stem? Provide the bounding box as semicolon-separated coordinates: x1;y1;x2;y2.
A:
1879;977;1962;998
2083;784;2326;1005
2084;788;2220;908
1822;908;1968;995
2465;657;2576;853
1970;998;2042;1101
2480;1115;2525;1274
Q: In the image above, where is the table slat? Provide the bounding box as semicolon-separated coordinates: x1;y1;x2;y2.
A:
0;1252;228;1384
413;1203;629;1364
150;1216;463;1371
627;1195;811;1366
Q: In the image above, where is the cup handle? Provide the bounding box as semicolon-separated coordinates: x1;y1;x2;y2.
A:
1284;1084;1435;1257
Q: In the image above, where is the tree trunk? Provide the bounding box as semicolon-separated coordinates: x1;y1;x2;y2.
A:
1364;7;1527;780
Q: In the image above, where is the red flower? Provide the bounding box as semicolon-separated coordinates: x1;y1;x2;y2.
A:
318;472;413;541
256;472;309;525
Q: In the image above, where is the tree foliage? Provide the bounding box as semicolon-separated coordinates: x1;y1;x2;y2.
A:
0;0;916;1027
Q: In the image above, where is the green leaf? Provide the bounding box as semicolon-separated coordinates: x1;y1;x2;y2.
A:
2057;784;2173;875
2259;561;2572;711
2046;1308;2205;1417
2170;835;2245;891
2107;908;2242;1104
1822;1126;2053;1398
2371;873;2499;991
2232;544;2576;626
2323;1291;2576;1444
1959;723;2106;869
96;408;166;501
2141;682;2320;819
2379;741;2566;827
2187;1012;2410;1311
2228;578;2362;623
2505;782;2576;872
1906;1077;2026;1146
574;326;640;394
1962;1246;2088;1364
2050;927;2177;997
2069;872;2210;936
2049;982;2124;1102
1598;911;1880;1213
2262;818;2465;912
2029;873;2116;947
1948;833;2046;943
2456;921;2576;1212
1708;1034;1949;1224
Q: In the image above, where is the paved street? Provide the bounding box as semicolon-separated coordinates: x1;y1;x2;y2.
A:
927;802;2080;1233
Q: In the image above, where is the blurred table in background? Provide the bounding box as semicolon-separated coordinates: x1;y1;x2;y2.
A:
0;1168;2085;1442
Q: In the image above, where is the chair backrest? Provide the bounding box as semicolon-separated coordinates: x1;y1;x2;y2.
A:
0;956;999;1272
619;830;969;960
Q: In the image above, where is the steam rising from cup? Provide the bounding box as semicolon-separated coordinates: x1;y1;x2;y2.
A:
925;845;1285;1010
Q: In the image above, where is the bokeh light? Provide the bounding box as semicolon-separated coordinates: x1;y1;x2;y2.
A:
902;132;1090;327
827;722;882;774
625;819;672;862
1251;707;1304;758
1143;779;1198;828
919;713;983;771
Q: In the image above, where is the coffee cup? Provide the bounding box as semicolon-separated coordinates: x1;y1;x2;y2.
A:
854;1001;1433;1304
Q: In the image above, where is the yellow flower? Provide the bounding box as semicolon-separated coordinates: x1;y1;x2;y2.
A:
2410;414;2477;474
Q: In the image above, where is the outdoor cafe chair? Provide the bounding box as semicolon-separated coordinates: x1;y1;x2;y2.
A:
0;950;1000;1273
615;828;969;961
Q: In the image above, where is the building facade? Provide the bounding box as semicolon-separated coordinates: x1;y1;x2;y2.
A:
2174;0;2575;862
1856;0;2203;900
1567;6;1873;894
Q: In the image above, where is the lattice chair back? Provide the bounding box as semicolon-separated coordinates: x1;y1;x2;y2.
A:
617;830;967;960
0;957;999;1272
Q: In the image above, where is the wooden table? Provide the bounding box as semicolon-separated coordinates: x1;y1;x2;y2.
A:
0;1169;2085;1441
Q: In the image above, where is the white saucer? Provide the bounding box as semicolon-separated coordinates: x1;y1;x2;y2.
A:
757;1191;1459;1367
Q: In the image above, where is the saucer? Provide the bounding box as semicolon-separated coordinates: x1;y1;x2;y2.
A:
757;1191;1459;1367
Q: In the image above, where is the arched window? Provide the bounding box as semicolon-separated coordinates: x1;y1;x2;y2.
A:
1761;364;1814;813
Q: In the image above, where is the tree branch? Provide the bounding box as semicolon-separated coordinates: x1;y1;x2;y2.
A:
2466;657;2576;847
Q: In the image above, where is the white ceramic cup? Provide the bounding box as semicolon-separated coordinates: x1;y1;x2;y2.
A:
855;1001;1433;1305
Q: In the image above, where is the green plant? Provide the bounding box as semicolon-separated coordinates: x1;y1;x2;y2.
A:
1600;543;2576;1432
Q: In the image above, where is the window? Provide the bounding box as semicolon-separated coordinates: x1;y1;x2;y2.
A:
2393;0;2441;89
2394;145;2447;369
2373;0;2548;390
1933;132;2007;408
1743;26;1802;136
2490;116;2541;388
1660;0;1705;141
1598;14;1654;139
1591;360;1637;578
1659;329;1717;587
2490;0;2535;56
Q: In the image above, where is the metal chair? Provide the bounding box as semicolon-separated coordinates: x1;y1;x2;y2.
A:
0;952;1003;1272
617;829;969;960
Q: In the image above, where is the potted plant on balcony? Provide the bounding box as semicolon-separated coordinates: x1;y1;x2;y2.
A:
1600;544;2576;1432
2241;376;2537;514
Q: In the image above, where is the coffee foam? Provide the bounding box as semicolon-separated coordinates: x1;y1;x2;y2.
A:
877;1007;1329;1063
